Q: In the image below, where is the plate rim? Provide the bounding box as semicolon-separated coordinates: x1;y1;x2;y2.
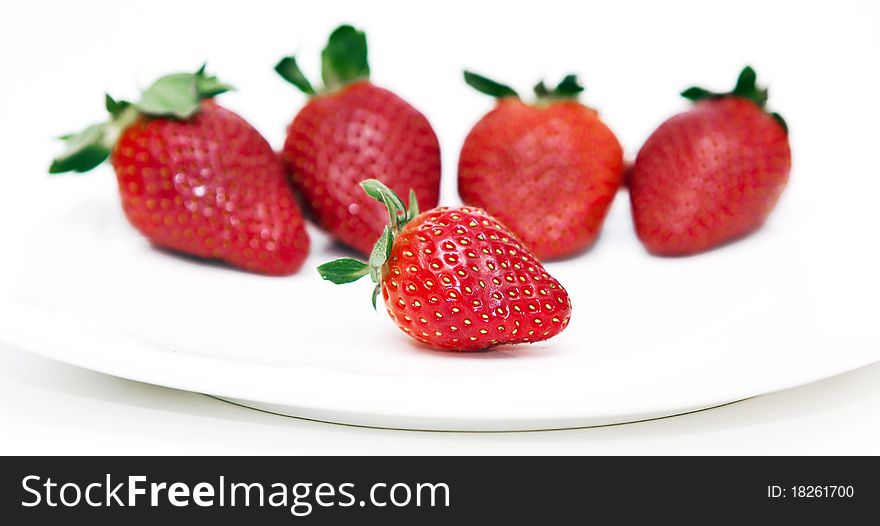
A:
2;294;878;431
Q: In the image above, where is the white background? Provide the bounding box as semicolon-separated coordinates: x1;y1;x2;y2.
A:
1;0;879;452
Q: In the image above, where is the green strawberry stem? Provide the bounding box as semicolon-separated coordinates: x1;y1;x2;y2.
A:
275;24;370;96
317;179;416;309
681;65;787;133
49;65;233;174
463;71;584;102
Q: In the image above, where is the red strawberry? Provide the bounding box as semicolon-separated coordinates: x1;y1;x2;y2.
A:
275;25;441;256
49;66;309;275
629;66;791;256
458;72;624;260
318;180;572;351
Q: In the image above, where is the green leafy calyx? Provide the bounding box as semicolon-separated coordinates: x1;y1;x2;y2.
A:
49;65;233;174
464;71;585;103
681;66;787;133
533;74;584;100
136;65;233;119
317;180;418;309
276;24;370;96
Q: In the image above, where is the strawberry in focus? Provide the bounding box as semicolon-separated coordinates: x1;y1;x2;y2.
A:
49;66;310;275
318;180;572;351
458;72;624;260
628;66;791;256
276;25;441;256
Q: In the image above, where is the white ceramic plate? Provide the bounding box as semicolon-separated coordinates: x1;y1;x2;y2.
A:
0;173;878;431
1;1;878;430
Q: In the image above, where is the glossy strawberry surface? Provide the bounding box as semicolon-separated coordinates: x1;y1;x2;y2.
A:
459;98;623;260
111;101;310;275
629;97;790;255
283;81;441;255
380;206;572;351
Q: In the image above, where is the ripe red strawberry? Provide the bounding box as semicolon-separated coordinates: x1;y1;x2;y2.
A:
458;72;624;260
629;66;791;255
49;67;310;275
275;25;441;256
318;180;572;351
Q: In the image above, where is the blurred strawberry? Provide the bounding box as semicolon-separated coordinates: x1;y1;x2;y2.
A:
276;25;441;256
629;66;791;255
458;72;624;260
49;66;310;275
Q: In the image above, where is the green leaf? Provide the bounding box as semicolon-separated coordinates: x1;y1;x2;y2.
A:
680;86;714;102
371;284;381;310
135;73;201;119
534;74;584;100
50;67;228;174
533;81;550;98
360;179;386;201
133;67;232;120
105;94;130;117
361;179;406;229
771;112;788;134
49;142;110;174
734;66;757;94
317;258;370;284
730;65;767;108
190;63;234;98
385;193;406;229
321;24;370;90
275;56;316;95
369;226;393;268
407;189;419;223
48;123;111;174
463;71;519;99
553;75;584;97
194;68;234;99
